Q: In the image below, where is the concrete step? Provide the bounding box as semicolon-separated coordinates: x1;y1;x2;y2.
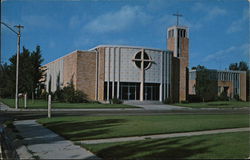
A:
123;100;163;105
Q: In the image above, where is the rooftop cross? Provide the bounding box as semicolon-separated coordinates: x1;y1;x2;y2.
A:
173;12;183;26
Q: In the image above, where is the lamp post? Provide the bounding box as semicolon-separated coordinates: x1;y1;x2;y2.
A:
1;22;24;109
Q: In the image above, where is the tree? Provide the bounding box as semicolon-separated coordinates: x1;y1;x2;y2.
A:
0;63;12;97
229;63;238;70
1;46;45;98
30;46;44;99
238;61;248;71
229;61;248;71
195;66;218;102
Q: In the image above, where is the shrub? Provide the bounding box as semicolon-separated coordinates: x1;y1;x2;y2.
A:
188;95;202;103
70;90;88;103
110;98;123;104
163;97;173;104
216;92;229;101
233;94;242;101
54;89;64;101
181;100;189;104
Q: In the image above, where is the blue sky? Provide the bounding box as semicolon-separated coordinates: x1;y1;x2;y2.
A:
1;0;249;69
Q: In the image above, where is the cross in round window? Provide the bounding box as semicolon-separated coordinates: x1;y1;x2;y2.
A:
132;50;153;70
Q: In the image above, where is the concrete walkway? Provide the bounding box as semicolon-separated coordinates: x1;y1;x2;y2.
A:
14;120;100;159
80;127;250;144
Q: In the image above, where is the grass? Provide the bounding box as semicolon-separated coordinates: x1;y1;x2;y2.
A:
174;100;249;108
0;98;138;109
82;131;250;159
37;114;249;141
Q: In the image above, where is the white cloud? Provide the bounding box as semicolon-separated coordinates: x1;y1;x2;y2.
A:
85;5;151;33
203;46;236;62
203;43;249;62
190;2;227;29
227;9;248;33
21;15;58;28
207;6;227;20
69;15;81;29
192;3;227;20
146;0;170;11
49;40;56;48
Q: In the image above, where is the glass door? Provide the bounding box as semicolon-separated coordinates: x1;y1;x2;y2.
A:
129;86;136;100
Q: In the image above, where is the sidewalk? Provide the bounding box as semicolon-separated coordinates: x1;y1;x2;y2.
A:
80;127;250;144
14;120;101;159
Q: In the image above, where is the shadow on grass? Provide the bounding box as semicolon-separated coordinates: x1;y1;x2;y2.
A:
43;119;127;140
95;138;215;159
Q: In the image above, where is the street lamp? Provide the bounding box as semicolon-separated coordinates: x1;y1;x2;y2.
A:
1;22;24;109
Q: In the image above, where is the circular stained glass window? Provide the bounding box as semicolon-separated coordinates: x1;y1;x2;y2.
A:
133;51;152;69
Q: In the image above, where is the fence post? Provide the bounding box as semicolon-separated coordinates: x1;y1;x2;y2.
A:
24;93;27;109
48;94;51;118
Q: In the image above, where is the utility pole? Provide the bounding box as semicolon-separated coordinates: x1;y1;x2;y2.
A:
14;25;24;109
173;12;183;26
1;22;24;109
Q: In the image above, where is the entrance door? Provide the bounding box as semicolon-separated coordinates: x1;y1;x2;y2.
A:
129;86;136;100
145;86;153;100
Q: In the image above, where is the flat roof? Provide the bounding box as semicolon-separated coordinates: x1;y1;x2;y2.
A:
44;45;173;66
88;44;171;52
190;69;246;74
44;50;95;66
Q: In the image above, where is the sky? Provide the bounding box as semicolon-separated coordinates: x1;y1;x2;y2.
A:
1;0;249;70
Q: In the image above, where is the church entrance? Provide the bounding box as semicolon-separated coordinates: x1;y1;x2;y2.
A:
120;82;140;100
144;83;160;101
104;82;160;101
144;86;152;100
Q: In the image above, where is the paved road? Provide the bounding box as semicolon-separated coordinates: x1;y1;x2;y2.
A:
80;127;250;144
1;102;249;125
14;120;100;159
135;104;192;110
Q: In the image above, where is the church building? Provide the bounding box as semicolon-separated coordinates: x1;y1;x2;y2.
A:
44;25;189;102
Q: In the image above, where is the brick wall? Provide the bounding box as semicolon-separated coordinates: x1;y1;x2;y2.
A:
76;51;97;100
63;52;78;88
98;47;105;101
240;72;246;101
218;81;233;97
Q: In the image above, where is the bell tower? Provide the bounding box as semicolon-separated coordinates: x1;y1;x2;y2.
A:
167;13;189;101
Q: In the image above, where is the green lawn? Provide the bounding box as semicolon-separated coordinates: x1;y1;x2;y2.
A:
0;98;137;109
82;131;250;159
174;100;249;108
37;114;249;140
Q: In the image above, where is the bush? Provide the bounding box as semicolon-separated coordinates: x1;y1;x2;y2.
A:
216;92;229;101
110;98;123;104
181;100;189;104
54;89;64;101
233;94;242;101
71;90;88;103
88;101;101;104
163;97;173;104
188;95;202;103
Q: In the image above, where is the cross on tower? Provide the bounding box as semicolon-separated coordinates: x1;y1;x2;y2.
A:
173;12;183;26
